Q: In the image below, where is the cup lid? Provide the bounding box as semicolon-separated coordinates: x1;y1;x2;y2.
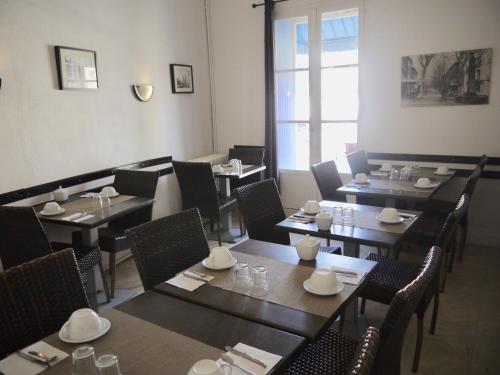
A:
297;234;320;246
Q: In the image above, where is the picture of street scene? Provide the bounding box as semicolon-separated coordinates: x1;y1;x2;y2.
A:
401;48;492;107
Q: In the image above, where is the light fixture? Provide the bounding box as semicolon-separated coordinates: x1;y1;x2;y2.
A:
132;84;154;102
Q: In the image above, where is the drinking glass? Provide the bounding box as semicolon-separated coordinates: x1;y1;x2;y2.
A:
343;208;355;227
399;169;410;182
72;346;97;375
389;169;400;182
333;206;343;225
100;192;111;208
92;194;103;210
232;263;251;293
96;355;122;375
251;266;270;297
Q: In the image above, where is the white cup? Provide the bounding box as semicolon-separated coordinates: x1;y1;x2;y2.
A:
53;186;69;202
304;200;320;214
212;164;224;173
315;212;333;231
43;201;62;214
379;207;400;222
295;235;320;260
188;359;231;375
101;186;117;197
308;268;337;292
415;177;431;187
436;166;449;174
380;163;392;171
63;308;102;340
354;173;369;184
208;246;233;268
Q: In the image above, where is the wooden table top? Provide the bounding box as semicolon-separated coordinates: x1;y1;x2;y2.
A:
153;239;377;340
213;164;266;180
275;200;422;248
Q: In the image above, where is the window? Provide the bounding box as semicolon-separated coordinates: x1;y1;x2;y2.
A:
275;7;359;172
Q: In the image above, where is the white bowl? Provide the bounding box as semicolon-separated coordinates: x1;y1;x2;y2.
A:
315;212;333;231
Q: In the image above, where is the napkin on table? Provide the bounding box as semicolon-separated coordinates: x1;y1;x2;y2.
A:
332;267;366;285
73;214;94;223
166;272;214;292
217;343;283;375
0;341;68;375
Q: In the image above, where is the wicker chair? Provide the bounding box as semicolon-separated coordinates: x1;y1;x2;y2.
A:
281;326;380;375
311;160;347;203
0;206;109;302
173;160;242;246
235;179;341;254
0;249;89;359
125;208;210;290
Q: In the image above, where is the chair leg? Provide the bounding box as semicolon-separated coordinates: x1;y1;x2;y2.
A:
448;235;457;273
430;291;440;334
439;251;450;292
327;239;331;247
217;220;222;246
360;297;367;314
109;252;116;298
412;317;424;373
98;261;111;303
210;220;215;233
458;222;467;262
239;214;245;237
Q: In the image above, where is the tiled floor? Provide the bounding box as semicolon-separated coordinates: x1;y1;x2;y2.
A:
99;235;500;375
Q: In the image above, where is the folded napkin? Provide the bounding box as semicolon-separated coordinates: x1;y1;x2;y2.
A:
218;343;282;375
332;267;366;285
73;214;94;223
166;271;214;292
0;341;68;375
287;216;313;224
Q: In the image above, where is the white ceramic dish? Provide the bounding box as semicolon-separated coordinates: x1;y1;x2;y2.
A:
433;171;453;176
414;183;439;189
59;317;110;343
376;215;404;224
39;208;66;216
303;279;344;296
300;208;323;216
202;256;237;270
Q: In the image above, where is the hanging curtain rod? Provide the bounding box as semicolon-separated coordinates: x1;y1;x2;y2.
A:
252;0;288;8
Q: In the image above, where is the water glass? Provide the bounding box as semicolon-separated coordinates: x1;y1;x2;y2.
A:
100;192;111;208
92;194;103;210
333;206;343;225
389;169;400;182
251;266;270;297
343;208;355;227
232;263;251;293
96;354;122;375
399;168;410;182
72;346;97;375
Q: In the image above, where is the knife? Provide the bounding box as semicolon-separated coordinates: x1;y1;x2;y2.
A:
225;346;267;368
17;351;51;367
334;270;357;278
182;272;208;283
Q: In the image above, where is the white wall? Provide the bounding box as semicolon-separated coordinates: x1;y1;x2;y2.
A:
0;0;214;218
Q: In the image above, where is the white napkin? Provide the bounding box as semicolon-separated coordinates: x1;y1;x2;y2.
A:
332;267;366;285
0;341;68;375
166;272;214;292
73;214;95;223
62;213;84;221
217;343;282;375
79;192;98;198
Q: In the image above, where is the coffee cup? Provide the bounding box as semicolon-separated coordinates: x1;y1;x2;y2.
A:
304;200;320;214
315;212;333;231
308;268;337;292
378;207;400;222
354;173;369;184
208;246;233;268
295;234;320;260
101;186;117;197
188;359;231;375
53;186;69;202
380;163;392;171
62;308;103;341
43;201;62;214
415;177;431;187
436;166;449;175
212;164;224;173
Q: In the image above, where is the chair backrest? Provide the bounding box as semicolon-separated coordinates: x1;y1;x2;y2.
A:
311;160;347;202
229;147;265;165
346;150;371;177
0;249;89;359
125;208;210;290
235;179;290;245
478;154;488;171
0;206;53;269
463;164;481;197
436;194;469;252
109;169;160;231
172;161;221;220
348;326;381;375
372;246;441;375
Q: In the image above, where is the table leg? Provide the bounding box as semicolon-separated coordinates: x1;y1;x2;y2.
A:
81;228;99;311
343;242;360;258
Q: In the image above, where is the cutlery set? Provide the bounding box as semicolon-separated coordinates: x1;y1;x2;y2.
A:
17;350;57;367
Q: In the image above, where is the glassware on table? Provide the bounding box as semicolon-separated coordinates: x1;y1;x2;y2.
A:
389;169;400;182
96;354;122;375
100;192;111;208
92;194;103;210
72;346;97;375
343;207;355;227
399;168;410;182
251;266;270;297
232;263;251;293
333;206;343;225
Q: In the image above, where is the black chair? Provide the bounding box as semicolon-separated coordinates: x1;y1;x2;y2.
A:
346;150;371;177
228;146;266;191
311;160;347;202
173;161;242;246
235;179;340;254
125;208;210;290
281;326;380;375
0;206;110;302
73;169;160;298
0;249;89;359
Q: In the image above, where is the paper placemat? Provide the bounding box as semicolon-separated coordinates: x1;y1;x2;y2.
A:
354;211;415;234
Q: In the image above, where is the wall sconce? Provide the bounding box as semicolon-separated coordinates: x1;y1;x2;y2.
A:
132;84;154;102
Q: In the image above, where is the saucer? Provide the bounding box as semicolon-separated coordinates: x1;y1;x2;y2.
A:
301;208;323;216
303;279;344;296
40;208;66;216
106;192;120;198
58;317;111;343
433;171;453;176
376;215;404;224
354;180;370;185
202;256;237;270
414;183;439;189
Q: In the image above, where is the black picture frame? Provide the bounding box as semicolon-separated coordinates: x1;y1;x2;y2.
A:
54;46;98;90
169;64;194;94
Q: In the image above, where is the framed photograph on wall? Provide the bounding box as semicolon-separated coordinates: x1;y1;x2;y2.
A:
54;46;98;90
170;64;194;93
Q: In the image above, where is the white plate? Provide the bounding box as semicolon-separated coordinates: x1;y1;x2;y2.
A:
58;317;111;343
433;171;453;176
300;208;322;216
39;208;66;216
303;279;344;296
414;183;439;189
376;215;404;224
202;256;237;270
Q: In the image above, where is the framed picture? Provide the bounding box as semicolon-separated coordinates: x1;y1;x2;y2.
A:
170;64;194;93
54;46;98;90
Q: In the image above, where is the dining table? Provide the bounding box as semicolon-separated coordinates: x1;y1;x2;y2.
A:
154;239;377;340
29;291;305;374
275;200;422;258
